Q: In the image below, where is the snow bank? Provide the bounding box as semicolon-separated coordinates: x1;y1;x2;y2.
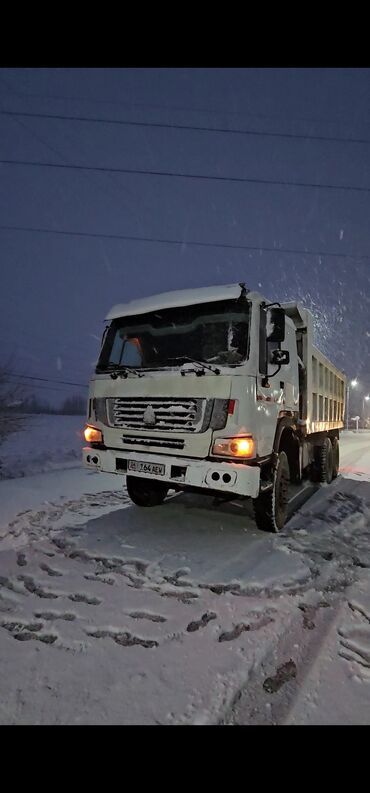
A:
0;414;85;480
1;429;370;724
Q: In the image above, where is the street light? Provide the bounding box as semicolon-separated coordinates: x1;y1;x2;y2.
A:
363;394;370;425
346;379;358;430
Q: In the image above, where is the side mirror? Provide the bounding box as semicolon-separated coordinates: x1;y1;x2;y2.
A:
266;307;285;342
271;348;290;366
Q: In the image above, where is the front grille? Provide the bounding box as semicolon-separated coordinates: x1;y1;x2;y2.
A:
108;397;209;433
122;436;185;450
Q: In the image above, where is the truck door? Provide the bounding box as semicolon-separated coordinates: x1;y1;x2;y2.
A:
256;306;282;457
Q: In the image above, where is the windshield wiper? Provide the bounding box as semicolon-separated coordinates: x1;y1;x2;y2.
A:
96;364;144;379
166;356;220;375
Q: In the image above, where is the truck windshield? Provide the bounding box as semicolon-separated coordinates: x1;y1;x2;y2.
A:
96;299;250;372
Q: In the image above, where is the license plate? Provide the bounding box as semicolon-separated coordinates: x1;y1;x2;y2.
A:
127;460;165;476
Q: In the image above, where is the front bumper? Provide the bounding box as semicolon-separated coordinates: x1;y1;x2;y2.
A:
83;447;260;498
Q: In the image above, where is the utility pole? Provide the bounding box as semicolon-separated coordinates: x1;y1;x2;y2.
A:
363;394;370;426
347;379;358;431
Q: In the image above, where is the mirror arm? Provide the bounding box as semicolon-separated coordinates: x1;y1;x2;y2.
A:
261;301;282;310
263;335;269;386
262;363;282;388
269;364;282;379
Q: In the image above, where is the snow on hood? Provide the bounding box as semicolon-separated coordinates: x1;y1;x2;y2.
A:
105;283;250;320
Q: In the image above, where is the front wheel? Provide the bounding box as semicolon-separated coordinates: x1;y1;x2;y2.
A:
252;451;290;533
126;475;168;507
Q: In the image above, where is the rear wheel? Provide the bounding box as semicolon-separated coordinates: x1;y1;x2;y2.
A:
126;475;168;507
253;451;290;533
318;437;334;484
331;437;340;479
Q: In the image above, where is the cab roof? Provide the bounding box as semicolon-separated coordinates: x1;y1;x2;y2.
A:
105;283;259;320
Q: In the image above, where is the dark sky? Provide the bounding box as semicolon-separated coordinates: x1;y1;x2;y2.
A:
1;68;370;410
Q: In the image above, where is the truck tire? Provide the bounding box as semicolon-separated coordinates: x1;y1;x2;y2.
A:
252;451;290;533
126;476;168;507
318;437;334;484
290;442;302;484
331;437;339;479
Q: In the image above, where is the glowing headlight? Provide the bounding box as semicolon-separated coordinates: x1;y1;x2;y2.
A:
84;425;103;444
212;436;255;458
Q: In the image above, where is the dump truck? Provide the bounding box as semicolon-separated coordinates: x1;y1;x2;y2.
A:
83;283;346;532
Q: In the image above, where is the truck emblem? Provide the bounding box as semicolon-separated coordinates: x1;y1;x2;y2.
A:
143;404;156;426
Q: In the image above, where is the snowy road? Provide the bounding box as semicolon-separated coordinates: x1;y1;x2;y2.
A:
1;431;370;724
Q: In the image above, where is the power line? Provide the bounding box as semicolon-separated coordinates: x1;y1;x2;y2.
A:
0;160;370;193
2;109;370;146
2;157;370;195
5;379;78;394
8;372;88;387
1;105;144;219
0;81;366;129
1;223;370;262
0;92;203;229
0;79;160;228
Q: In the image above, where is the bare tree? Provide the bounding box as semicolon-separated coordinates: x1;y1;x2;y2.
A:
0;361;26;447
21;394;55;414
59;394;86;415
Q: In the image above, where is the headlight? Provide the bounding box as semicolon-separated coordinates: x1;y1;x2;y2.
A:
212;436;255;458
84;425;103;444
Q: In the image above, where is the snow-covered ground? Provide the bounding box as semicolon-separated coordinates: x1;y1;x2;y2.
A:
1;429;370;724
0;414;85;479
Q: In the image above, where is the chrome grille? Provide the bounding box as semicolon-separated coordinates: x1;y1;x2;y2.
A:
122;436;185;450
107;397;208;433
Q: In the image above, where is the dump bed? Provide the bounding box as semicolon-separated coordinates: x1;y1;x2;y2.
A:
282;302;346;435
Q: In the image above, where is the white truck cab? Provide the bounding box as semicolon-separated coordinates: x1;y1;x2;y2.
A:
83;283;346;532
